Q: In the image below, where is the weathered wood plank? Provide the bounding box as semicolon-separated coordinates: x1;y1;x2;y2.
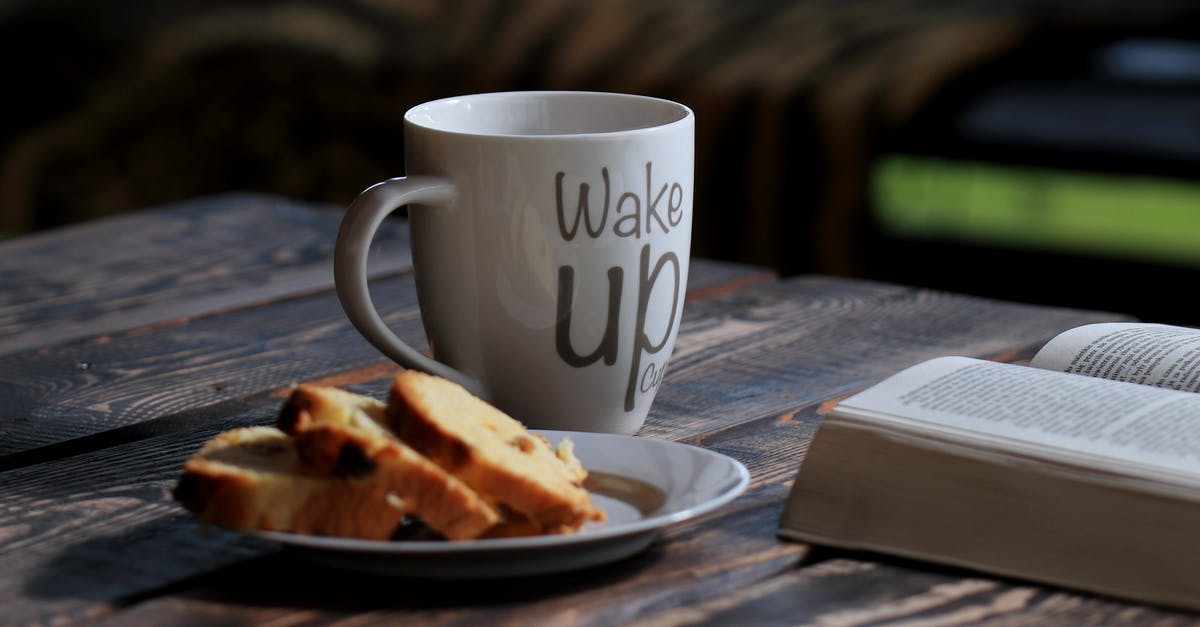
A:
77;361;1194;627
92;502;801;627
0;194;412;356
0;277;1134;626
0;197;767;360
4;359;799;627
640;275;1131;443
1;398;298;626
0;273;425;463
684;259;775;301
0;257;771;464
29;392;1199;627
628;556;1200;626
4;432;799;627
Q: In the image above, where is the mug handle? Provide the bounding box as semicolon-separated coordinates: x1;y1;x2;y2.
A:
333;176;488;400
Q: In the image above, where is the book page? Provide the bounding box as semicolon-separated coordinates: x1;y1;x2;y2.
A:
838;356;1200;479
1031;323;1200;392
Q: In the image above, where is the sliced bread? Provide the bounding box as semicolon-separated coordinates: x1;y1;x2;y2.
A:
172;426;409;539
277;384;501;540
386;370;605;534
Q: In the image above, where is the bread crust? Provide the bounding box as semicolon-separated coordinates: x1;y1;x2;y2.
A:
278;384;501;540
173;427;409;539
176;376;605;541
387;371;604;534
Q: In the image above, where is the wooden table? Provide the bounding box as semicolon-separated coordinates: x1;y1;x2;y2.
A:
3;195;1193;625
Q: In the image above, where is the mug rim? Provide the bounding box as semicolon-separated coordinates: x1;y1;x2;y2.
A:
404;90;694;139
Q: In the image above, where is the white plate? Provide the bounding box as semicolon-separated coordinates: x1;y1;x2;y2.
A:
249;430;750;578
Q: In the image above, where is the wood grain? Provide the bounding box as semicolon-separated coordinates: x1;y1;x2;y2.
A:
0;275;1140;626
5;195;1169;627
0;273;426;462
0;400;289;626
0;190;759;360
0;393;801;626
641;275;1131;443
629;555;1199;626
89;499;803;627
0;193;412;356
684;259;775;301
0;255;769;465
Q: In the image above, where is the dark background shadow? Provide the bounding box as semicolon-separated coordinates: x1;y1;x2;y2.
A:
2;0;1198;323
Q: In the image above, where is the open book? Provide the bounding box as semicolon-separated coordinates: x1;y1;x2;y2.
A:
779;322;1200;611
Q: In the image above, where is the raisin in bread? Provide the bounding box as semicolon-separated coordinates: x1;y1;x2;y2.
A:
277;384;500;540
387;370;605;534
172;426;410;539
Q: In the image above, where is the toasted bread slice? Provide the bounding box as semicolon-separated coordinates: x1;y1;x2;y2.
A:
278;384;500;540
387;370;605;534
172;426;409;539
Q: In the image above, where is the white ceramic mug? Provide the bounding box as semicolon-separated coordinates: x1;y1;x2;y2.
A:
334;91;693;434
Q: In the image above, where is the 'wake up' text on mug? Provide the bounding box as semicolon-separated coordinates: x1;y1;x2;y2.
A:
554;161;685;412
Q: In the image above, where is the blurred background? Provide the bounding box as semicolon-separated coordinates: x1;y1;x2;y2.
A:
2;0;1199;324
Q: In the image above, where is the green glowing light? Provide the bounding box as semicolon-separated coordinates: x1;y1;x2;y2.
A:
873;155;1200;266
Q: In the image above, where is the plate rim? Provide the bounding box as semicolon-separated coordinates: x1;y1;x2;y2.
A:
247;430;750;556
